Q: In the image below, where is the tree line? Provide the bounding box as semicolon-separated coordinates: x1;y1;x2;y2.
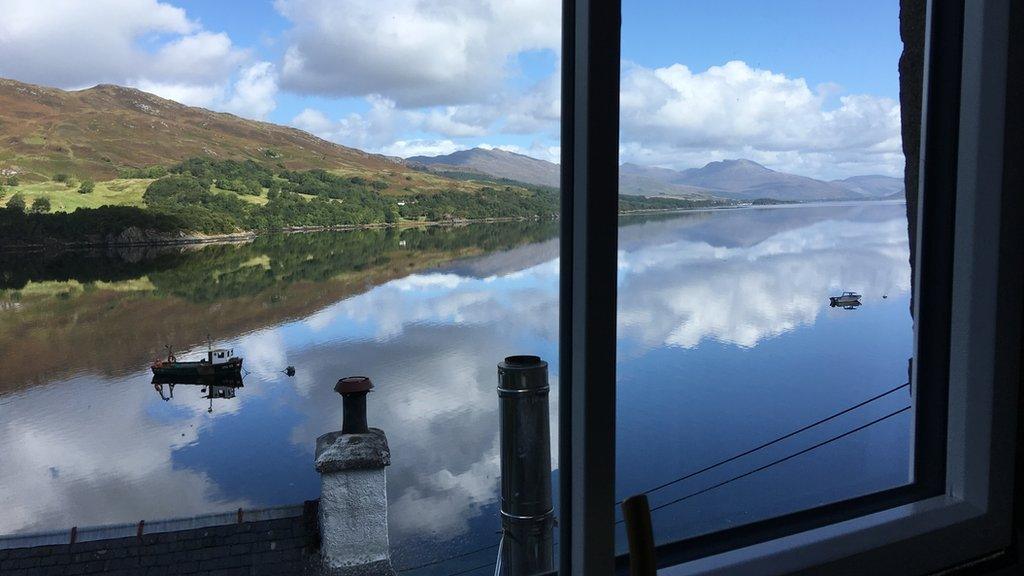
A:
2;156;738;244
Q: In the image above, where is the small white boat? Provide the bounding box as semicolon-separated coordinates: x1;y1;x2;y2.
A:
830;291;862;306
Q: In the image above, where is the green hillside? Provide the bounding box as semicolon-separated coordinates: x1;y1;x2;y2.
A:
0;78;729;246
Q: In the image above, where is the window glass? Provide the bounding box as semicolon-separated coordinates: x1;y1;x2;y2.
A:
616;0;916;549
0;2;561;575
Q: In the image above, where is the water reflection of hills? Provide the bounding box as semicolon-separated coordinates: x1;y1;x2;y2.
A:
0;202;913;544
0;222;558;293
0;222;557;393
0;246;190;290
619;202;908;250
440;203;908;280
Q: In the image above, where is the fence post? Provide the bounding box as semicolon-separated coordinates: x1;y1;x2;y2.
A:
498;355;555;575
621;494;657;576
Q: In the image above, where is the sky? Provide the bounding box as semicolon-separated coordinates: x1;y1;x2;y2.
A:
0;0;904;179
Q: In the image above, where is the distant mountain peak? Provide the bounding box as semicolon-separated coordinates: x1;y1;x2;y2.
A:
830;174;905;198
445;147;545;163
407;147;560;188
469;147;513;154
88;83;141;92
699;158;773;172
664;158;870;200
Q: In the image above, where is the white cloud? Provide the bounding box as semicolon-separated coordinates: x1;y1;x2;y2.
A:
619;60;903;178
223;62;280;120
288;58;896;179
380;139;463;158
132;61;279;120
421;107;493;138
0;0;195;87
415;71;561;138
0;0;277;120
290;99;477;156
291;108;336;134
150;31;248;83
274;0;560;107
289;99;499;152
292;95;415;150
131;80;227;109
288;106;560;160
500;70;561;134
286;71;561;156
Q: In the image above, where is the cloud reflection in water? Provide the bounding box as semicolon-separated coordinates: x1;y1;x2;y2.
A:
0;203;912;562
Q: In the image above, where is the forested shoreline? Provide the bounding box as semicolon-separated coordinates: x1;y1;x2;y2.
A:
0;156;744;248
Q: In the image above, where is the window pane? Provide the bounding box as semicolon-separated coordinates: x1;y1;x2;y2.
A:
616;0;916;551
0;2;561;575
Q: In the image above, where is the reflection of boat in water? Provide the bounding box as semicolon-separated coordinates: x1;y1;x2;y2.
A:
152;373;244;413
829;291;862;307
151;346;243;378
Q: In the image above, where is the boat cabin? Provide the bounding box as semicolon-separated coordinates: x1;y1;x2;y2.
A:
208;348;234;365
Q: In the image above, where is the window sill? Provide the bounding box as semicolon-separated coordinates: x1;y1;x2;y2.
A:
659;495;1010;576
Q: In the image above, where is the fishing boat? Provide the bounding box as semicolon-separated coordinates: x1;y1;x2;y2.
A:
151;346;243;378
829;291;863;306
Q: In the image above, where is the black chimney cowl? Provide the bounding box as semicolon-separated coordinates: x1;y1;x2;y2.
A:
335;376;373;434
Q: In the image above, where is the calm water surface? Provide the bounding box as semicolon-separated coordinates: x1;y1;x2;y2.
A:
0;202;913;572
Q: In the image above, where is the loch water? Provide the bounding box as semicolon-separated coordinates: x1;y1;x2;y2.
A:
0;202;913;572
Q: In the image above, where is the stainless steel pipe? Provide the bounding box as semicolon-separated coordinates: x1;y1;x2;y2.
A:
498;355;554;575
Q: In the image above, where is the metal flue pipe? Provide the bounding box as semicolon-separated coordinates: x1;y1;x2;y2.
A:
497;355;554;575
335;376;372;434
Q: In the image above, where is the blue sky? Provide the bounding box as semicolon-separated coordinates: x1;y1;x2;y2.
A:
623;0;902;98
0;0;904;179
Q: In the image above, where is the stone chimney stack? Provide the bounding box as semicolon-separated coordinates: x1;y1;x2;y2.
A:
314;376;395;575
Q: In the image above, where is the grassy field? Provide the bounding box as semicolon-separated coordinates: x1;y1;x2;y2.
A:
0;180;282;211
1;179;152;211
212;186;270;206
0;170;512;214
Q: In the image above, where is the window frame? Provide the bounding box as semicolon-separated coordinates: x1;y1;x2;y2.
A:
559;0;621;573
557;0;1022;574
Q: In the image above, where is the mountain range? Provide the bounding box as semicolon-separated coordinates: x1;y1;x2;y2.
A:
0;77;902;203
410;149;904;202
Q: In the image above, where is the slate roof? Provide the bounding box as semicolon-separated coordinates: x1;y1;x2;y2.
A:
0;502;320;576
